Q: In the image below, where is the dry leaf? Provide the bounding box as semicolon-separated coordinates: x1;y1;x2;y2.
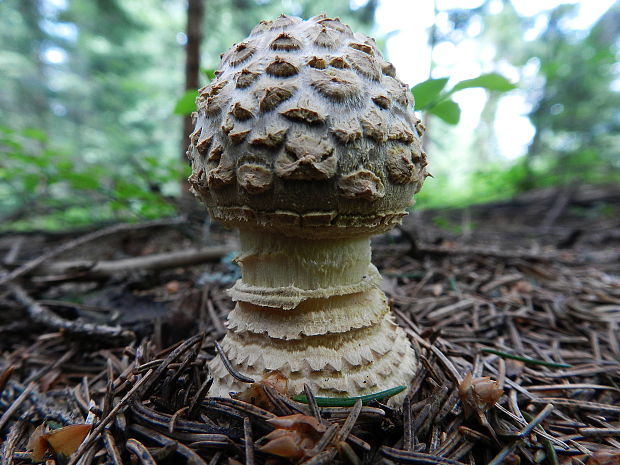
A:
267;414;325;434
259;430;306;461
432;284;444;296
28;423;91;462
27;424;50;462
459;372;503;442
234;371;288;411
459;372;503;417
166;280;181;293
45;424;91;457
258;414;326;460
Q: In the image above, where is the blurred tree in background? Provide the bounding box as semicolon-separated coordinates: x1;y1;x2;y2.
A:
522;3;620;189
0;0;618;229
479;1;620;192
413;0;619;208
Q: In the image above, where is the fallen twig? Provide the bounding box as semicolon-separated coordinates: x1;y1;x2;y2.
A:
28;246;232;281
0;216;187;285
0;381;35;431
402;243;612;264
8;283;134;343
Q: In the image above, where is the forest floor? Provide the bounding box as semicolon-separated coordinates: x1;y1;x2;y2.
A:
0;184;619;465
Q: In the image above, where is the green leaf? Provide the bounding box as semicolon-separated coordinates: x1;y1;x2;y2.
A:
6;152;47;167
22;128;48;141
66;172;101;190
173;89;199;115
114;181;144;199
202;68;216;81
109;200;126;212
452;73;516;92
23;173;40;192
429;99;461;124
56;160;74;174
143;156;159;168
411;78;449;110
0;138;22;150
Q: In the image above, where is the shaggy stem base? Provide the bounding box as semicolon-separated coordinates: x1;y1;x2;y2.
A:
208;230;417;404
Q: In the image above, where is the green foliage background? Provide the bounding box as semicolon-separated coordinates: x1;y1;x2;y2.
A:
0;0;618;229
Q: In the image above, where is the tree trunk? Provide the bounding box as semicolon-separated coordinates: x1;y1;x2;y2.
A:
180;0;205;199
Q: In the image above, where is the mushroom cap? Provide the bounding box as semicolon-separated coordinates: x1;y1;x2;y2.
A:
187;14;428;239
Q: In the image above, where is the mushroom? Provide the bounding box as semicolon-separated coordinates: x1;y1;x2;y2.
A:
187;14;428;404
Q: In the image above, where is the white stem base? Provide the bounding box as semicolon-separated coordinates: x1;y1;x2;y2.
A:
207;231;417;404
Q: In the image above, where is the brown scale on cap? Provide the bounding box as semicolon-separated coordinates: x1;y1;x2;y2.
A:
226;42;256;67
328;56;349;69
235;68;260;88
330;118;363;144
266;57;299;77
388;120;415;143
310;69;362;101
372;94;391;109
195;133;212;156
270;32;302;51
346;49;382;81
307;56;327;69
237;164;273;194
337;169;386;201
360;107;388;143
349;42;374;55
207;151;235;189
276;131;336;180
228;127;251;144
280;100;326;125
257;84;297;113
186;14;429;405
249;125;288;148
231;101;255;121
221;114;234;134
309;25;343;49
206;142;223;163
386;145;420;184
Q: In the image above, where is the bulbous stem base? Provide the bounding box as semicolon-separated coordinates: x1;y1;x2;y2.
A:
207;230;417;405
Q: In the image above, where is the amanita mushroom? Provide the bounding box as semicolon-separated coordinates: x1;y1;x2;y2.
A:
187;14;428;404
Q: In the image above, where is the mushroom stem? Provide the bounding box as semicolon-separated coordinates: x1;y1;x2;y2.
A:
237;231;373;298
208;230;417;401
